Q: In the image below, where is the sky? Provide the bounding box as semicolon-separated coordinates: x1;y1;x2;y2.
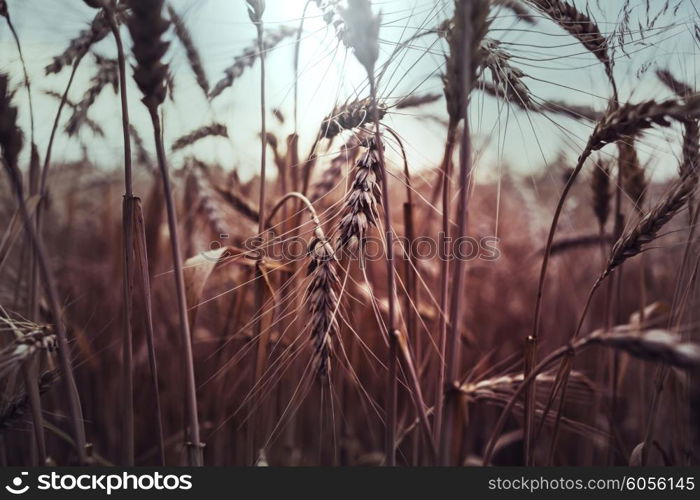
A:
0;0;698;188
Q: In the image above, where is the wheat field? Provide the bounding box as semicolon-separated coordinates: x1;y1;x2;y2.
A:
1;0;700;466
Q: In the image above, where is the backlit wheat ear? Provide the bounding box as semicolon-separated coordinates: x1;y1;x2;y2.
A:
306;228;340;378
618;137;646;210
656;68;695;98
480;81;601;121
187;160;228;237
604;173;697;278
490;0;535;24
337;137;383;253
127;0;170;110
209;25;295;99
45;6;128;75
584;328;700;369
213;185;260;223
656;70;700;179
171;123;228;151
44;90;105;137
0;75;23;168
246;0;265;23
681;119;699;179
167;4;209;96
585;96;700;155
128;124;151;168
339;0;380;75
394;93;441;110
0;317;56;378
460;371;589;401
591;160;611;229
525;0;614;86
481;38;532;109
65;54;118;137
314;0;346;41
442;0;490;124
321;98;386;139
82;0;105;8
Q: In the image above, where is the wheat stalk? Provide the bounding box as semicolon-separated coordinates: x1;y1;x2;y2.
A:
126;0;203;467
438;0;490;465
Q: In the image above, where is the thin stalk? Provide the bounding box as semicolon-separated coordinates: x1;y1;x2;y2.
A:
386;126;421;462
21;358;46;464
107;8;135;466
439;2;476;464
250;16;268;465
433;121;457;449
147;106;203;466
293;1;312;134
132;200;166;465
40;55;85;195
607;163;625;464
368;73;398;466
524;147;591;463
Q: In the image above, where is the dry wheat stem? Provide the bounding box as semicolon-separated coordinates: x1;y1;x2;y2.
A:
127;0;203;466
440;0;490;466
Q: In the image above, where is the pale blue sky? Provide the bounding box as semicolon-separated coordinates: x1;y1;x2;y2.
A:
0;0;697;189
